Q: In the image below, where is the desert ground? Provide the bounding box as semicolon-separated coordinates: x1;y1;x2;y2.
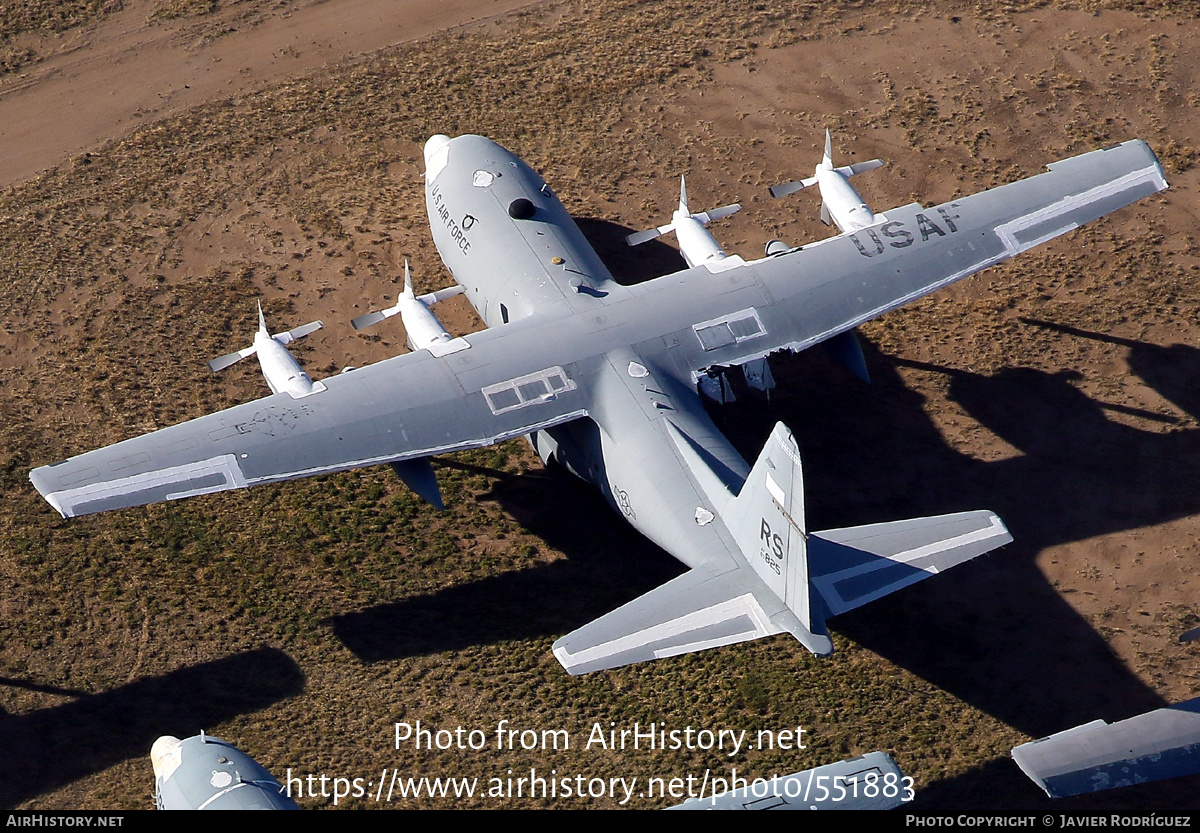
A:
0;0;1197;811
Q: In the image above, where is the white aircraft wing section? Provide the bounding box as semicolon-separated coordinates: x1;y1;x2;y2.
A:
552;564;794;676
1012;698;1200;798
667;751;909;810
808;511;1012;617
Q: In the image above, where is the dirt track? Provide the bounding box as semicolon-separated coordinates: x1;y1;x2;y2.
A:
0;0;537;185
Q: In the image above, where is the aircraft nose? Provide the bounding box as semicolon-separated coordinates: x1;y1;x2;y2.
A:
150;735;183;781
424;134;452;168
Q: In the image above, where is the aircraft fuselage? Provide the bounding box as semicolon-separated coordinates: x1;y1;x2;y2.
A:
423;134;751;569
423;134;621;327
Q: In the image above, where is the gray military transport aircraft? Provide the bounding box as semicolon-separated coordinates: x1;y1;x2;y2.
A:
29;134;1168;674
151;732;298;810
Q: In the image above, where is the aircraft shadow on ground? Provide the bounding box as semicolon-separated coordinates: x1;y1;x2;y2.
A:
753;327;1200;739
0;646;304;808
574;217;687;285
332;320;1199;744
328;470;683;663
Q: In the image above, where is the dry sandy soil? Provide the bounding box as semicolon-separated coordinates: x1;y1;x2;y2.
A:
0;0;1197;812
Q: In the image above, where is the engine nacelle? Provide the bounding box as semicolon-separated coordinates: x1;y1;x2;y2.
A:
398;293;453;352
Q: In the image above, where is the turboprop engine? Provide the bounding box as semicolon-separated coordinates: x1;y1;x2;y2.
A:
626;176;741;268
769;129;885;235
351;259;464;510
351;260;465;356
208;302;325;398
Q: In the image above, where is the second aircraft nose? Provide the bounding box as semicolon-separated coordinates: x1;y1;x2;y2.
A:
423;133;452;172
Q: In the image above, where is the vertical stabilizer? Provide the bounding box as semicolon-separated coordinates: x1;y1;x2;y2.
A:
724;423;816;631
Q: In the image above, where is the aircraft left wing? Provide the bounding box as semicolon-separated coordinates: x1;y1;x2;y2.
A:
629;139;1168;386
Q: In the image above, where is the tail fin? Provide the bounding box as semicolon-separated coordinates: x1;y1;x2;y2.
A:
728;423;1011;637
723;423;816;633
552;421;1010;674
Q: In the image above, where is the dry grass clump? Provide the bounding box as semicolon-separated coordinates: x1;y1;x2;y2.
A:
148;0;219;22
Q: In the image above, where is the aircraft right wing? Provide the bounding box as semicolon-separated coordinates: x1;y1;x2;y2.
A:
30;322;596;518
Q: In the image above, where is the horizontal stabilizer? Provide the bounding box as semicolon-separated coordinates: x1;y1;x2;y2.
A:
552;566;822;675
809;510;1010;617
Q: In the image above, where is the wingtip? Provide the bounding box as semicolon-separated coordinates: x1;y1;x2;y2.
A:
29;467;70;517
551;643;584;676
45;491;69;519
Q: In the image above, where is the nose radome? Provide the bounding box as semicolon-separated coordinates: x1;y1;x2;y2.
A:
424;134;452;167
